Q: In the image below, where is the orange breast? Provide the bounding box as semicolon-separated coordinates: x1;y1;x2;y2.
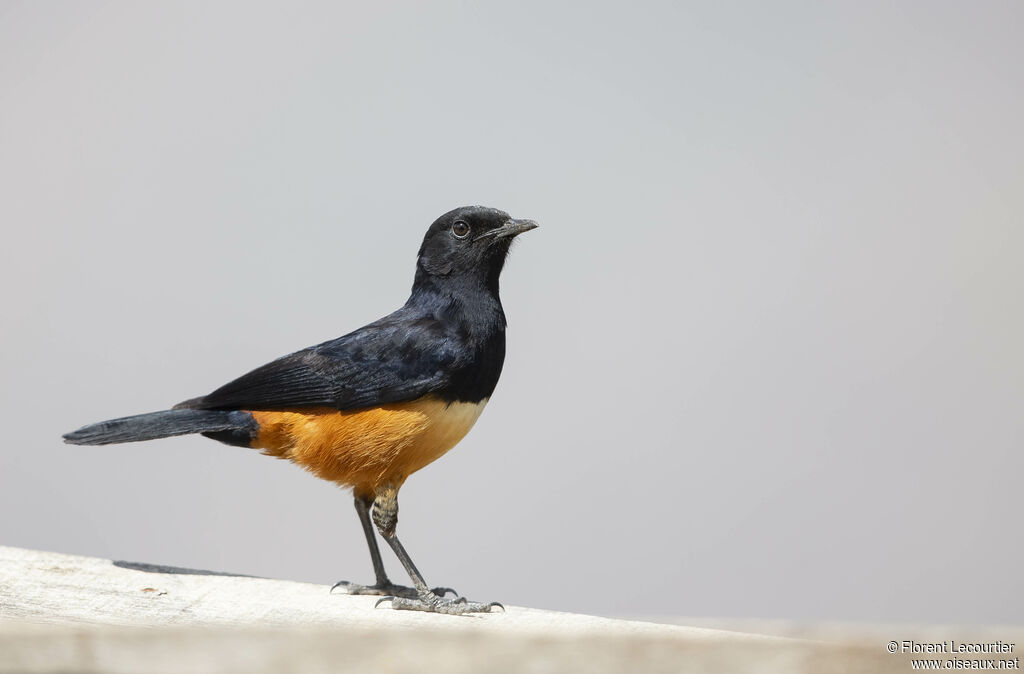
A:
248;396;487;495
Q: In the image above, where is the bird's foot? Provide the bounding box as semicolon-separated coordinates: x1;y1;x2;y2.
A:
330;580;457;600
375;591;504;615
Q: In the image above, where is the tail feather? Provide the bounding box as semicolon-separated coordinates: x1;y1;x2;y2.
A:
63;409;253;446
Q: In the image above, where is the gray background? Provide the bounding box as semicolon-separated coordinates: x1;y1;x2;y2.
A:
1;1;1021;625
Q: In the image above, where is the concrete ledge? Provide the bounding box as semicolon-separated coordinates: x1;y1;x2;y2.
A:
0;547;994;673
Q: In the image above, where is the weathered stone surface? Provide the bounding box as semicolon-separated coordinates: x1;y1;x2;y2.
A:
0;546;999;674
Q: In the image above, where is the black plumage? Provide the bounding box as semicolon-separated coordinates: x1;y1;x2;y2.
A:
172;205;522;416
62;409;256;446
174;298;505;413
65;204;535;448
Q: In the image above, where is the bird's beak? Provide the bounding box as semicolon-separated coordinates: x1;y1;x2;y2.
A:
482;218;539;242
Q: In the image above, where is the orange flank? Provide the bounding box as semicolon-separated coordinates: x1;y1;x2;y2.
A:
248;396;488;496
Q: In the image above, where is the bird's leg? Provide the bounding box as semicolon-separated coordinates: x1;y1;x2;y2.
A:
331;492;456;599
370;486;502;615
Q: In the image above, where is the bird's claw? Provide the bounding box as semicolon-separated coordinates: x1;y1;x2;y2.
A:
332;580;457;599
376;591;501;615
432;586;458;598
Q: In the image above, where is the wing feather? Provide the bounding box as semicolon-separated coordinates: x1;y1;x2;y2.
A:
176;309;463;411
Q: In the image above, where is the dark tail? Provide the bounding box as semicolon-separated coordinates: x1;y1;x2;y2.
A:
63;409;255;446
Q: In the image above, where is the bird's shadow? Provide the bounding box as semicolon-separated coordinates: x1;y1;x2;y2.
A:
113;560;255;578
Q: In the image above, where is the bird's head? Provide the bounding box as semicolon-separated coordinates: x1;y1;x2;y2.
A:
415;206;538;294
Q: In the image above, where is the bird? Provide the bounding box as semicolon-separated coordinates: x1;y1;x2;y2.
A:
63;205;537;615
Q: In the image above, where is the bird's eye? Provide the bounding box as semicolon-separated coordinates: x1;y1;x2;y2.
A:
452;221;470;239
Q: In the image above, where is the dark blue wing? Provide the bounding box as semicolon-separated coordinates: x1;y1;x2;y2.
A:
175;309;464;411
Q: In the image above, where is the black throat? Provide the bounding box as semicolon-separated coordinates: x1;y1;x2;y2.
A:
407;268;508;404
